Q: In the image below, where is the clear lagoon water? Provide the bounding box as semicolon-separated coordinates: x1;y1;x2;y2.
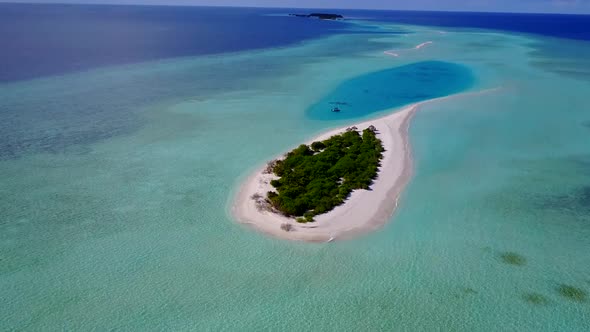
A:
306;61;474;120
1;4;589;331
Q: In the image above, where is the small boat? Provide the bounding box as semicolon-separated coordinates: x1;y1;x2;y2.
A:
331;107;341;113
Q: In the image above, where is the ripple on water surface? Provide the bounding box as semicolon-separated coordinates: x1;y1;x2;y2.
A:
306;61;475;120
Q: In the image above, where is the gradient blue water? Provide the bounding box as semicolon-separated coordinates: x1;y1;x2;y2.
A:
0;4;346;82
307;61;474;120
1;5;590;331
2;4;590;83
0;52;320;159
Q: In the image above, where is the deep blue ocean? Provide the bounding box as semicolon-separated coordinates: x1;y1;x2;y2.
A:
345;9;590;41
1;3;589;82
0;4;346;82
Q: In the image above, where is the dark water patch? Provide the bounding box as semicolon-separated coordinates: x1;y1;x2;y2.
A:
541;186;590;215
583;121;590;129
306;61;474;120
0;83;146;161
464;41;506;50
454;286;479;300
522;293;550;306
487;155;590;224
528;39;590;81
453;287;478;300
557;284;587;303
552;69;590;81
482;246;492;253
499;252;527;266
569;155;590;171
462;287;478;295
530;62;590;81
0;114;139;161
579;187;590;206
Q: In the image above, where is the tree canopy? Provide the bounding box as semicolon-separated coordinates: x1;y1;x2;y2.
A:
267;127;384;222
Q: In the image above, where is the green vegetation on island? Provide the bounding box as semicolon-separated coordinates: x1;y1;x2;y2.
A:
266;126;384;223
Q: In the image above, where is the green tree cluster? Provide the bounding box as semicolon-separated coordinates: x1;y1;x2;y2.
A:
267;127;384;222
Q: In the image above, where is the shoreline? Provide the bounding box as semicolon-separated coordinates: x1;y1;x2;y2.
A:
231;103;419;242
231;88;500;242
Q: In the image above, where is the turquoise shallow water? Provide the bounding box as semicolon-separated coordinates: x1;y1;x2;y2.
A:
306;61;474;120
1;22;590;330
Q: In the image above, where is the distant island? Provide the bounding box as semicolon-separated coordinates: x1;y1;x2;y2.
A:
266;126;383;223
289;13;344;20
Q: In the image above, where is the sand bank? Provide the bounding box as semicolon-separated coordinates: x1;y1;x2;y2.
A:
384;41;433;57
415;41;433;49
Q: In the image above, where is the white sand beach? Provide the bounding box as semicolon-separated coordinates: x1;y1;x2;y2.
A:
231;103;419;242
231;87;500;242
415;41;433;49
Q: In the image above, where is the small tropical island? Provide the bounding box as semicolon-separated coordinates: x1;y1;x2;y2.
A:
232;104;419;242
289;13;344;20
266;126;384;223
